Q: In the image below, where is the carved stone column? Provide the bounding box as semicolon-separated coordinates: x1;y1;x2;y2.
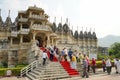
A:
47;35;50;47
10;37;13;46
20;35;23;44
20;23;22;31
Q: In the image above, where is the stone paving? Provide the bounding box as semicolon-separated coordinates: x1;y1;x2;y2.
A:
0;68;120;80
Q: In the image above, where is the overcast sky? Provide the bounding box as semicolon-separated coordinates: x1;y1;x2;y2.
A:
0;0;120;38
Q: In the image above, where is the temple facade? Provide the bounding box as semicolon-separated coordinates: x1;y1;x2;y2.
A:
0;6;97;68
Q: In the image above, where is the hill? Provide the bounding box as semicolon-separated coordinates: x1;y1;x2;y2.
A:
98;35;120;47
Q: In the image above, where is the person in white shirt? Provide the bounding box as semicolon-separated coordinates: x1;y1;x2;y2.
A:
106;58;112;75
114;58;118;73
42;50;48;65
116;59;120;74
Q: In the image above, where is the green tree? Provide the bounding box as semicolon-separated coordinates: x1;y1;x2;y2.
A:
109;42;120;58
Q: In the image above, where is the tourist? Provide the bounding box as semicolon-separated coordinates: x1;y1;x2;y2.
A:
102;58;106;72
64;48;68;61
106;58;112;75
36;39;39;47
42;50;48;65
83;54;90;72
79;53;84;64
82;58;89;78
91;58;96;73
61;48;65;61
53;46;59;59
68;48;73;61
116;59;120;73
49;47;54;61
73;50;79;62
114;58;118;73
71;54;77;69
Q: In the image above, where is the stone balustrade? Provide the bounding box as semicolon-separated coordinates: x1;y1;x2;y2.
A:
32;24;52;31
11;31;18;37
18;18;28;22
19;28;30;34
29;14;46;20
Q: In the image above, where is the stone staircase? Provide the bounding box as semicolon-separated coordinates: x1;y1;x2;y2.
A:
26;62;70;80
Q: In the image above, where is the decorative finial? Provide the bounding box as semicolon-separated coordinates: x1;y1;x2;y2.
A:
54;17;56;23
86;27;87;32
34;5;36;7
94;28;95;32
8;10;10;17
77;26;79;31
66;18;68;24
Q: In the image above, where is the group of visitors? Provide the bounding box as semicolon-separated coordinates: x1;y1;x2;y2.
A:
102;57;120;75
34;43;120;78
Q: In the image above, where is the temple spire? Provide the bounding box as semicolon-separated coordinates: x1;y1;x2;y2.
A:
8;10;10;17
66;18;68;24
86;27;87;32
61;17;62;24
54;17;56;23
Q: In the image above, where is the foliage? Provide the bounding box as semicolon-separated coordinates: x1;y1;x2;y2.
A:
1;61;8;68
109;42;120;58
0;67;23;76
97;53;108;60
97;53;115;60
15;63;28;68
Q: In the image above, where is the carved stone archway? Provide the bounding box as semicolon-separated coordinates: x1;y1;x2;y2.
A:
35;33;47;47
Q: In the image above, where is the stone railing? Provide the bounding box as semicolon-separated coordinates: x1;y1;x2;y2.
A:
10;44;19;50
31;24;52;31
29;14;46;20
21;44;42;76
18;18;28;22
21;60;39;77
19;28;30;34
11;31;18;37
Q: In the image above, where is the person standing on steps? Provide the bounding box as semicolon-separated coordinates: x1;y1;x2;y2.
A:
49;47;54;61
82;58;89;78
71;54;77;69
42;49;48;65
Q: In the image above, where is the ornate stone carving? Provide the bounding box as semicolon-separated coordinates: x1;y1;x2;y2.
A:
63;23;69;33
57;23;62;32
74;30;78;39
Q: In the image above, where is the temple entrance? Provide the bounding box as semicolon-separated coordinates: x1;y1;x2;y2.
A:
35;33;47;47
36;37;43;47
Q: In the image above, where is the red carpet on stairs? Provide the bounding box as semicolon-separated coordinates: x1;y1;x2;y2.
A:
40;47;79;76
60;61;79;76
40;47;58;62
